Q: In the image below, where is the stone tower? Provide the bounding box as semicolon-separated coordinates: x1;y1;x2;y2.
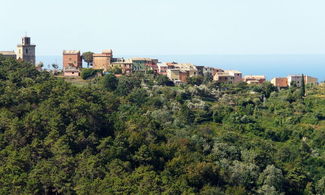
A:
16;37;36;64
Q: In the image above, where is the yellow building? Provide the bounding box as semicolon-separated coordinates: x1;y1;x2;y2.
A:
92;49;113;71
213;72;235;84
167;69;180;81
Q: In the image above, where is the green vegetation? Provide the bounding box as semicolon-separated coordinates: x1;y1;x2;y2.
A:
82;52;94;68
80;68;102;80
0;56;324;194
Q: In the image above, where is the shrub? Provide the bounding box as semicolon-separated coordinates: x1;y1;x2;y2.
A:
81;68;101;80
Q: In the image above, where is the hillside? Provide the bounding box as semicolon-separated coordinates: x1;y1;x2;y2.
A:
0;57;324;195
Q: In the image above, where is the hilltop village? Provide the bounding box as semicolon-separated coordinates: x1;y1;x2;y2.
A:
0;37;320;87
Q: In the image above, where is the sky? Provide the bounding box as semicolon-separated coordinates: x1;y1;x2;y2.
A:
1;0;325;56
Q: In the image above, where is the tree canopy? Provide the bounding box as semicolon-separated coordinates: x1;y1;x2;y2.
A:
0;56;324;194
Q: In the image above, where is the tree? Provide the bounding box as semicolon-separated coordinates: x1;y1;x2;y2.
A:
81;68;100;80
203;73;213;84
258;165;284;192
111;67;122;74
156;75;174;86
301;74;306;97
115;75;141;96
187;76;204;86
37;62;44;68
52;64;59;70
82;52;94;68
102;74;118;91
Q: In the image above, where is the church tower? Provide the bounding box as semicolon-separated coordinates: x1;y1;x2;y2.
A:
16;37;36;64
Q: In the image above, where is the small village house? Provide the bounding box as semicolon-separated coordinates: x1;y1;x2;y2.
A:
213;72;235;84
129;58;159;72
0;51;16;59
271;77;289;88
167;69;181;82
287;75;304;87
224;70;242;83
304;76;318;85
110;59;133;74
157;63;168;75
244;75;266;84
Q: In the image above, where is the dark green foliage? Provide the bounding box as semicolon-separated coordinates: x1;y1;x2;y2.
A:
80;68;101;80
187;75;204;86
0;58;324;194
110;67;122;74
301;74;306;97
156;74;174;86
101;73;118;91
116;75;141;96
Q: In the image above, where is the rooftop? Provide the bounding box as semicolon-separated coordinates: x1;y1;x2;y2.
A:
102;49;113;54
244;75;265;79
131;57;153;61
63;50;80;54
225;70;242;73
0;51;16;55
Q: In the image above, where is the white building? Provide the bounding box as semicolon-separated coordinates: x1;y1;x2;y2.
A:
287;75;318;87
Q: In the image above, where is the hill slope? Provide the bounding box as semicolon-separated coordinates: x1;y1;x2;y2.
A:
0;57;324;194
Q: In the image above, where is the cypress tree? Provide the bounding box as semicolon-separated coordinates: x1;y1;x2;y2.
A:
301;74;305;97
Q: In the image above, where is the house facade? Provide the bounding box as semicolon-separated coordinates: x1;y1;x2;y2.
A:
305;76;318;85
271;77;288;88
92;50;113;71
244;75;266;84
225;70;242;83
287;75;304;87
157;63;168;75
213;72;235;84
63;50;82;69
0;51;16;59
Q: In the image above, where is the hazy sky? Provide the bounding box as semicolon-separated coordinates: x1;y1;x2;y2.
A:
1;0;325;55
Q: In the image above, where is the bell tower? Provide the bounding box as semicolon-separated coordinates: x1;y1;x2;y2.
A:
16;37;36;64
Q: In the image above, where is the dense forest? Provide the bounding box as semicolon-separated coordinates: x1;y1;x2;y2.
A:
0;56;324;195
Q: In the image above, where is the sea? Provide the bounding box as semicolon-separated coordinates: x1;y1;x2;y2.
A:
37;54;325;82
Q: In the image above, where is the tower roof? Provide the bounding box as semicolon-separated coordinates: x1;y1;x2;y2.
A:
63;50;80;54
